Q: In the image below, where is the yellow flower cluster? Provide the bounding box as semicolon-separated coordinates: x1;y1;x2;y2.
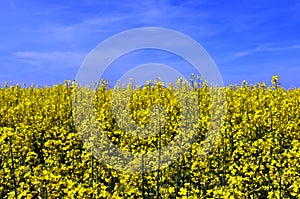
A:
0;76;299;198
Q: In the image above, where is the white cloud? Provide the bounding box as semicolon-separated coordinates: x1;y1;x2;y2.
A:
235;45;300;57
35;0;217;47
13;51;88;69
39;16;127;45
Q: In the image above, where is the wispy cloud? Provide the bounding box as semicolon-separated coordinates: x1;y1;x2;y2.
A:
13;51;88;69
38;1;216;44
235;45;300;57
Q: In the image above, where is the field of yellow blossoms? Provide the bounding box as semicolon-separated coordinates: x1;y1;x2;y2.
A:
0;75;299;198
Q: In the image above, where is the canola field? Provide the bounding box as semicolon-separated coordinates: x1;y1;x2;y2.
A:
0;76;299;199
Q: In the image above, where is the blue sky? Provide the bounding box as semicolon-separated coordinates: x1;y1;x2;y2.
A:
0;0;299;88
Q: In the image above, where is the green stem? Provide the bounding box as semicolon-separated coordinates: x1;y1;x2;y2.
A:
9;136;17;199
